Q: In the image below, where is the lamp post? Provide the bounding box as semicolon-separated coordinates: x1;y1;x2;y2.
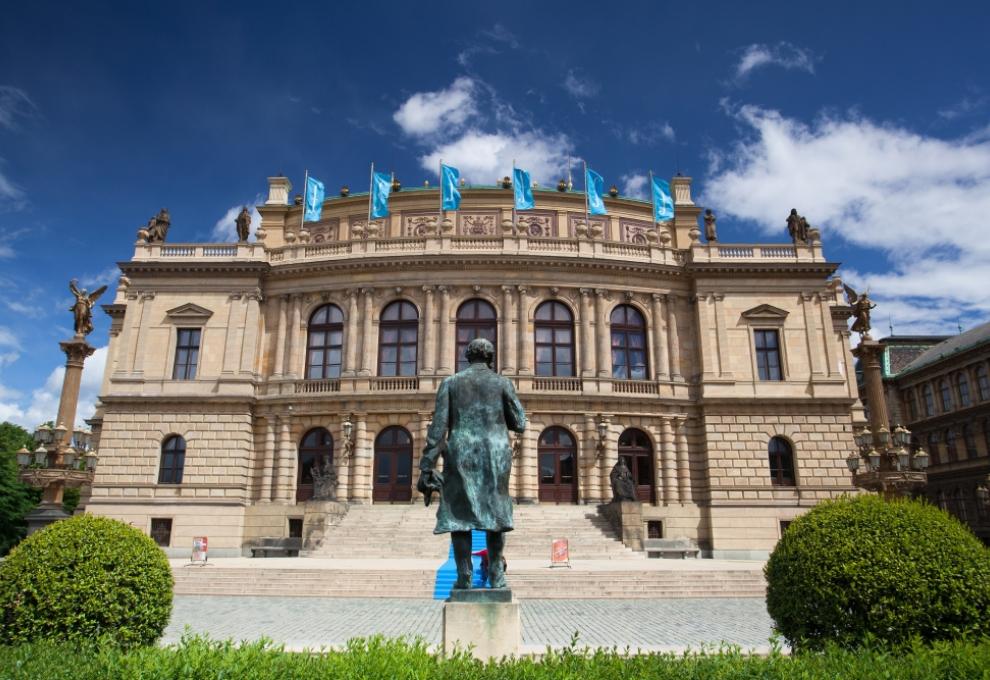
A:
848;333;927;498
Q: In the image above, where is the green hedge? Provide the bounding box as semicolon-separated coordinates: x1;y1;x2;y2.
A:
0;514;173;648
765;494;990;651
2;635;990;679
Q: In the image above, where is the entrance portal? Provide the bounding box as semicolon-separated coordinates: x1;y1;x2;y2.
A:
537;426;579;503
373;426;413;503
618;428;655;503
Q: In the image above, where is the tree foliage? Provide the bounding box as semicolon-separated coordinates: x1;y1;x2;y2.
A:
0;421;36;555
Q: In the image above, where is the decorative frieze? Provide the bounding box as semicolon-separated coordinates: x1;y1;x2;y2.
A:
620;218;654;244
458;212;498;236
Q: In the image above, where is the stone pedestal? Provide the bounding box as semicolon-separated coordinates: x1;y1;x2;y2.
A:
301;500;348;552
600;500;644;551
443;589;520;660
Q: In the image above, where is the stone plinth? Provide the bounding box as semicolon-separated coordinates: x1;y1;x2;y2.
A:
600;500;644;551
301;500;348;552
443;589;520;660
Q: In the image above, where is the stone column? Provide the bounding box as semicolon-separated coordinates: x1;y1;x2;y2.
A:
802;293;824;376
713;294;728;377
56;339;96;434
666;294;682;380
583;414;600;503
260;416;276;502
516;286;531;374
131;292;156;376
579;289;595;377
437;286;452;375
675;418;692;503
854;340;890;438
501;285;516;373
343;290;359;376
422;286;436;374
595;289;610;378
820;293;841;378
359;288;374;376
354;415;371;502
287;294;303;379
512;432;526;500
660;417;677;504
278;416;294;504
651;294;669;381
240;290;262;375
222;293;243;375
273;295;288;378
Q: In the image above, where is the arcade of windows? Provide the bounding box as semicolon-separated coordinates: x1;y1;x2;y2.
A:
155;429;799;500
169;298;784;382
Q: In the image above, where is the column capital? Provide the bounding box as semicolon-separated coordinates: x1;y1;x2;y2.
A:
594;288;609;298
712;293;725;302
516;285;529;295
437;285;450;296
139;291;156;301
579;287;593;298
360;287;374;296
651;292;667;302
501;284;514;294
422;285;435;294
246;288;263;301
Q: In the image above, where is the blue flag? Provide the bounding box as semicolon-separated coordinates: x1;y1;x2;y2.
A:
652;176;674;221
371;171;391;219
304;175;325;222
441;164;461;211
586;167;608;216
513;167;534;210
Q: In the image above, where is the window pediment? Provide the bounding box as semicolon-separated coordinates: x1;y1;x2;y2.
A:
741;304;789;323
165;303;213;324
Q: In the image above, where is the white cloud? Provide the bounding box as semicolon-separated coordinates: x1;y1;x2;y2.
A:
735;42;818;80
621;173;648;199
211;203;262;242
0;345;107;429
563;70;600;99
420;129;573;186
393;77;477;138
937;93;987;121
0;163;24;208
703;104;990;334
0;86;36;131
79;266;120;289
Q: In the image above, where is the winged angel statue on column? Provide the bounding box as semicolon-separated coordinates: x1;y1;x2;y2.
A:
843;283;876;337
69;279;108;338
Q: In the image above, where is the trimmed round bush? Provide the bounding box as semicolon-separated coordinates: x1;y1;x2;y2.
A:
766;494;990;650
0;514;173;647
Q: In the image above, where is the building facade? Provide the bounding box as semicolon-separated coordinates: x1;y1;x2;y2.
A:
865;324;990;543
87;174;861;558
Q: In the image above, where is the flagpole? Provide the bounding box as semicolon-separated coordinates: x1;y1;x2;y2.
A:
439;157;444;226
649;169;655;223
367;162;375;227
301;169;309;232
511;158;517;229
583;161;590;233
567;156;572;191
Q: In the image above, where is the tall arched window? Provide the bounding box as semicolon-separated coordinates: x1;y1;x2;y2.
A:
927;432;940;466
922;384;935;417
610;305;648;380
904;390;918;421
158;435;186;484
378;301;418;377
534;301;574;377
945;428;958;462
939;380;953;412
976;365;990;401
961;423;977;458
768;437;795;486
456;299;497;372
957;373;972;408
618;428;655;503
537;426;579;503
373;426;413;503
306;304;344;379
297;427;333;502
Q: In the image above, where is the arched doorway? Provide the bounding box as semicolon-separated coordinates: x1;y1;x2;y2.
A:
618;428;655;503
538;426;579;503
297;428;333;502
373;426;413;503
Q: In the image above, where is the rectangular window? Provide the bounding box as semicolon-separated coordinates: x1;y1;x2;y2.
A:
754;329;783;381
288;518;303;538
150;518;172;547
780;520;792;535
647;520;663;539
172;328;201;380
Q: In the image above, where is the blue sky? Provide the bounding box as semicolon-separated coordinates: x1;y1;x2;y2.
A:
0;1;988;427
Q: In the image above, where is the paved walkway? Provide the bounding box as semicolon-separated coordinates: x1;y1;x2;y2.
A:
164;596;778;654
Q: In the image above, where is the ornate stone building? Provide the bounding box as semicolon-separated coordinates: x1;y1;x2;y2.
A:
87;175;860;558
863;324;990;543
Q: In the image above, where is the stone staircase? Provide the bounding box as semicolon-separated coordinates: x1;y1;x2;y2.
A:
307;503;642;561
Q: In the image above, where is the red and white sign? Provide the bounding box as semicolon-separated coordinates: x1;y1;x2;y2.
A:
550;538;570;567
191;536;208;563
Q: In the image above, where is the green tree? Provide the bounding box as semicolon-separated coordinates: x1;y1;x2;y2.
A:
0;421;37;555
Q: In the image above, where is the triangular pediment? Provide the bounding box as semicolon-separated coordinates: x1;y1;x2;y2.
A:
741;304;789;321
165;303;213;322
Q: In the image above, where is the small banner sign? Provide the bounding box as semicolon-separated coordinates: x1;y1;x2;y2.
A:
191;536;208;563
550;538;571;568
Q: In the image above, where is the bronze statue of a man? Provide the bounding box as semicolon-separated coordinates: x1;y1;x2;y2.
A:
418;338;526;590
704;209;718;242
609;457;637;503
235;206;251;242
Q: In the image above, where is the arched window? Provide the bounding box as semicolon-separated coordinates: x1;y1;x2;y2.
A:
768;437;795;486
297;427;333;502
939;380;953;413
378;301;418;377
928;432;941;466
957;373;972;408
610;305;648;380
534;301;574;377
922;385;935;417
306;304;344;379
373;426;413;503
618;428;655;503
961;424;977;458
945;428;958;462
976;365;990;401
904;390;918;421
537;427;578;503
456;299;497;372
158;435;185;484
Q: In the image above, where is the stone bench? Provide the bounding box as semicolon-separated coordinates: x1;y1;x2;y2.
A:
643;538;699;559
249;537;302;558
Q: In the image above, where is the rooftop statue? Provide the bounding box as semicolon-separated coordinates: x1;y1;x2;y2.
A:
69;279;108;338
418;338;526;590
235;206;251;242
145;208;171;243
704;209;718;242
786;208;811;245
609;457;637;503
844;283;876;337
